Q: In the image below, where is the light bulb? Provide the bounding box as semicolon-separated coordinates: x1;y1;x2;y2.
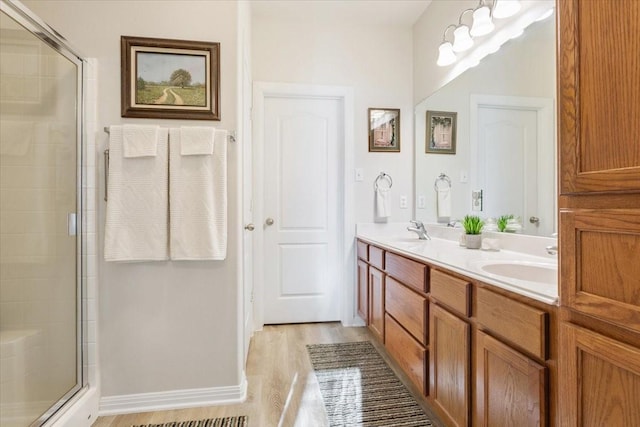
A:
452;25;474;52
470;5;494;37
437;41;456;66
493;0;521;19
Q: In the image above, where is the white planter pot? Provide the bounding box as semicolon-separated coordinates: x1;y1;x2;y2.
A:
465;234;482;249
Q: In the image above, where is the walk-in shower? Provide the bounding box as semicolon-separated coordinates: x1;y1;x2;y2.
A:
0;1;85;425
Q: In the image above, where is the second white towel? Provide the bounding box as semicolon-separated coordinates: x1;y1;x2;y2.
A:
169;128;228;260
376;187;391;218
437;188;452;219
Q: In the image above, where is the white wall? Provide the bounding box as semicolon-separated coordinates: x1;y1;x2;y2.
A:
23;0;243;405
252;14;415;224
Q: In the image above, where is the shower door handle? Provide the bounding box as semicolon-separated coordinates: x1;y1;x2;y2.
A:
67;213;77;236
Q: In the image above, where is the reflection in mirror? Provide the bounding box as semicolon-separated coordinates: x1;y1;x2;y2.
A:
414;10;556;236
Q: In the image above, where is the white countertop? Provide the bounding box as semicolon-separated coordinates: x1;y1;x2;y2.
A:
357;223;559;305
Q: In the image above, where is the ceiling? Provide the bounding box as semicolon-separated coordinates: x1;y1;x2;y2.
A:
251;0;433;27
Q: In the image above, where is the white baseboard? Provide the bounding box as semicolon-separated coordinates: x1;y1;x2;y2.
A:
98;375;247;416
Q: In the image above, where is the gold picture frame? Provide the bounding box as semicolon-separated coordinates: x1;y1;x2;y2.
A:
368;108;400;152
426;110;457;154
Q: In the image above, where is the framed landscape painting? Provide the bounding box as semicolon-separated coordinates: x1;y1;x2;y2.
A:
121;36;220;120
426;110;457;154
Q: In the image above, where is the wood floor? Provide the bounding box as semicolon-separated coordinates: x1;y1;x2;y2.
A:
93;323;443;427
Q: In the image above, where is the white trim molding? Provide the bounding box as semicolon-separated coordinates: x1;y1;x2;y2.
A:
98;376;247;416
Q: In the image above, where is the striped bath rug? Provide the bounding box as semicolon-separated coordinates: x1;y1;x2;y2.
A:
307;341;432;427
132;416;247;427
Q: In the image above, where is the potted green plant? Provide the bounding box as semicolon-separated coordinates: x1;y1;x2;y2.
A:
462;215;484;249
497;214;514;232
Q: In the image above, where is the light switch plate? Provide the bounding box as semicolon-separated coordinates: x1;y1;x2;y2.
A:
417;196;426;209
355;168;364;182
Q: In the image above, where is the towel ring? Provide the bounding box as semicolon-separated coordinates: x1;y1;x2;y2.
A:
434;173;451;191
374;172;393;190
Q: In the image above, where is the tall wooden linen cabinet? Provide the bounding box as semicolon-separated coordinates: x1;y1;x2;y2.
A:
557;1;640;426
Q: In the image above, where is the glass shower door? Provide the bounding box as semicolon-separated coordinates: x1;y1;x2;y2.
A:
0;4;82;426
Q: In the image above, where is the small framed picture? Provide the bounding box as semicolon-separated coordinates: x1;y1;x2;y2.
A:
121;36;220;120
368;108;400;152
426;110;457;154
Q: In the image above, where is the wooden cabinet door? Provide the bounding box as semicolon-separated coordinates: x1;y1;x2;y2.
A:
357;259;368;323
368;266;384;342
429;303;470;427
558;0;640;194
559;323;640;426
560;209;640;332
476;331;546;427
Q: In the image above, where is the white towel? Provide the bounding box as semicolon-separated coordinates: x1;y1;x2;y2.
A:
437;188;452;219
375;187;391;218
123;124;158;158
169;128;227;260
104;125;169;261
180;126;215;155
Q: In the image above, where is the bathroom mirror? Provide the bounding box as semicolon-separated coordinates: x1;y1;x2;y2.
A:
414;10;556;236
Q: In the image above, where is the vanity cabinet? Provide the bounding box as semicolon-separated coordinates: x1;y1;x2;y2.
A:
357;259;368;323
355;239;557;426
429;303;470;427
475;331;546;427
558;0;640;424
368;266;385;343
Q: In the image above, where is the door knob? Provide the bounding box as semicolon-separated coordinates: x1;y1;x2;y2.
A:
244;223;255;231
529;216;540;225
265;218;275;226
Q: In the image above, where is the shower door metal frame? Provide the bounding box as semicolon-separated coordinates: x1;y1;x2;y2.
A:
0;1;87;426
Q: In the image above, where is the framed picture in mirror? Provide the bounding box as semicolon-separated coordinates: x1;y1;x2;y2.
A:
426;110;457;154
368;108;400;152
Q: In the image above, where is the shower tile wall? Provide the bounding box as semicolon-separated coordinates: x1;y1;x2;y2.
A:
84;57;98;388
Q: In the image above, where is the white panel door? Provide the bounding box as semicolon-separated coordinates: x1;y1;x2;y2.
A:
263;95;341;324
477;107;539;234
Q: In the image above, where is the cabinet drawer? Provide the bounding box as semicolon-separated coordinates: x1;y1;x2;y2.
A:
386;277;427;345
385;252;427;292
476;287;547;360
357;240;368;261
369;245;384;270
430;269;471;317
385;313;427;395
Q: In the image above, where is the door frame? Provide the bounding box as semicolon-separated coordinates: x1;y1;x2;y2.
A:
252;82;355;330
469;94;556;235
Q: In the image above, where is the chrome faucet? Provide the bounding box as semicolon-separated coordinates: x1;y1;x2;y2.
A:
407;220;431;240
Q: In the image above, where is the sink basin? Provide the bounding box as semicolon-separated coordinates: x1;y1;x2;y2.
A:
475;261;557;285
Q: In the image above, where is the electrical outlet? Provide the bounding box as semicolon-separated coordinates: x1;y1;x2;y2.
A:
417;196;426;209
472;190;483;211
400;195;408;209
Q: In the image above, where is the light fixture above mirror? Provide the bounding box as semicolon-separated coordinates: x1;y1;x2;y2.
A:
470;1;495;37
437;0;524;67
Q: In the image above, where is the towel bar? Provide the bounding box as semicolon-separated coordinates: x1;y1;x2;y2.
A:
103;126;236;142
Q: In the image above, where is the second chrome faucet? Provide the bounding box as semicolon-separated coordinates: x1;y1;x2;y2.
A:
408;220;431;240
